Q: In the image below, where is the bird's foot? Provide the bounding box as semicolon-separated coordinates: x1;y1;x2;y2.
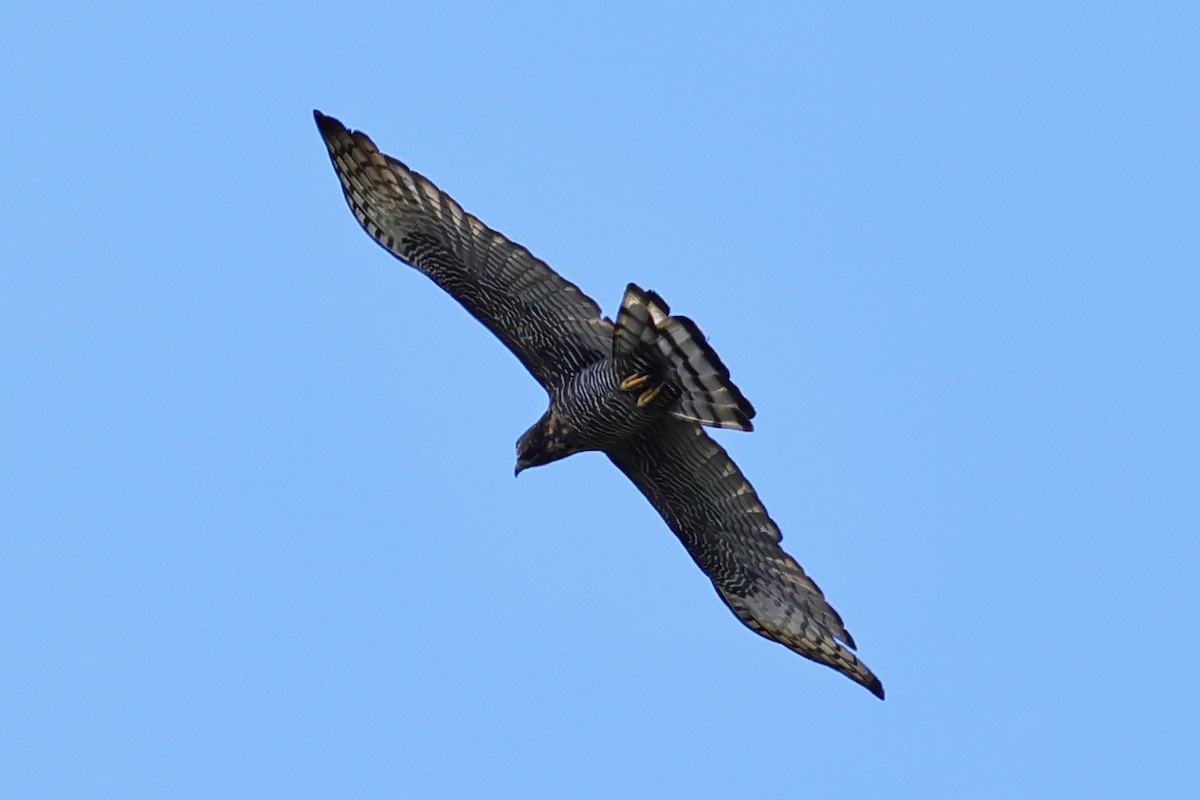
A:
620;372;652;392
636;385;663;408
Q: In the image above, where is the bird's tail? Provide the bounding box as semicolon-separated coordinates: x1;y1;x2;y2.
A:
612;283;756;431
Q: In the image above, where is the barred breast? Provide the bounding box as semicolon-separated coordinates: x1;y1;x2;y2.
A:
554;360;679;448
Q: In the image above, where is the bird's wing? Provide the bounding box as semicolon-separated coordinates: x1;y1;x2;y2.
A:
608;418;884;698
315;111;612;387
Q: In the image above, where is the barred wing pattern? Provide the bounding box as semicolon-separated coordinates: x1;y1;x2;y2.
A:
315;111;612;387
608;418;884;699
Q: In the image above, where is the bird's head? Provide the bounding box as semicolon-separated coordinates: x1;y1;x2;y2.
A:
515;409;583;476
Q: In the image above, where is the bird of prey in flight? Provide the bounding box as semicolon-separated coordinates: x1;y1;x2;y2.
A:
314;111;883;699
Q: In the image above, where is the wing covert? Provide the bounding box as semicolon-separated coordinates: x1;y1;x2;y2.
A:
608;418;884;698
315;111;612;387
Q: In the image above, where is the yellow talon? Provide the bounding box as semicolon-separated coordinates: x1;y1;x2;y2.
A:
620;373;651;392
636;385;662;408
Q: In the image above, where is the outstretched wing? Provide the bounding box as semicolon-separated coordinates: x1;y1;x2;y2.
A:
315;111;612;387
608;418;884;699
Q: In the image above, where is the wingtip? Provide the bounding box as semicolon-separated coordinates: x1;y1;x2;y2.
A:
312;109;344;137
865;675;885;700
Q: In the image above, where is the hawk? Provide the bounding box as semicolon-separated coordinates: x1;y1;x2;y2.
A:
315;111;884;699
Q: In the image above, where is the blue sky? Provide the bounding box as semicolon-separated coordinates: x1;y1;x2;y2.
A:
2;2;1197;797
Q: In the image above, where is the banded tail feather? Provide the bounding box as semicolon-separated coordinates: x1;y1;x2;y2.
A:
613;284;756;431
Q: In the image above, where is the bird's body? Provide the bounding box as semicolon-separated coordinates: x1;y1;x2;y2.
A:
549;359;674;450
315;111;884;699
